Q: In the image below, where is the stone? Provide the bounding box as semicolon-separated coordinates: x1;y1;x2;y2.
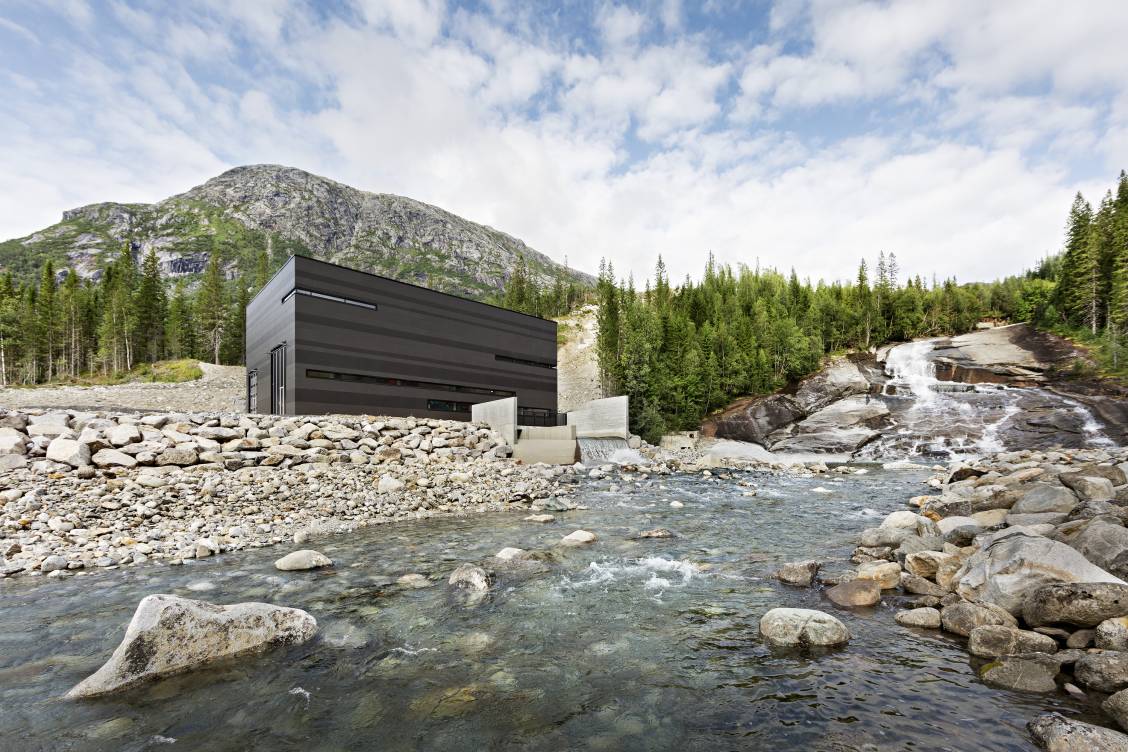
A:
1023;583;1128;628
91;448;137;468
1098;618;1128;651
955;529;1125;615
1103;689;1128;734
979;653;1060;692
274;550;333;571
494;547;529;562
195;538;219;558
776;560;821;587
46;438;91;467
637;528;675;539
825;579;881;607
1028;713;1128;752
40;555;68;573
0;427;27;455
65;594;317;699
1011;484;1078;514
901;572;948;597
1067;629;1095;648
1060;475;1116;502
107;424;141;447
1075;652;1128;693
967;625;1058;658
904;550;954;579
377;475;405;493
759;607;850;648
940;600;1018;637
970;509;1009;528
937;516;979;535
855;561;901;589
397;573;433;588
895;607;941;628
1071;520;1128;580
524;514;555;523
561;530;597;546
156;448;197;466
448;563;493;592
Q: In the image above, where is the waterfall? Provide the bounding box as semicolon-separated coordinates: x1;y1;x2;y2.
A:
577;437;636;465
883;340;939;404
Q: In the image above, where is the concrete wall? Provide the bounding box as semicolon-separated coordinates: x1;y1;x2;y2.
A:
471;397;517;445
512;439;580;465
567;395;629;439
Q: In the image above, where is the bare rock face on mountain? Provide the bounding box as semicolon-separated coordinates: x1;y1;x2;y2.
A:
0;165;590;300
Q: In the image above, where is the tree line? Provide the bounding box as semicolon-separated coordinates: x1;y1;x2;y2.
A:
0;245;267;386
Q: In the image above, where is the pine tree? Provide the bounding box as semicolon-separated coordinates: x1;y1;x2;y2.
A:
132;249;167;363
1058;192;1094;327
165;281;196;359
36;261;58;381
197;254;227;365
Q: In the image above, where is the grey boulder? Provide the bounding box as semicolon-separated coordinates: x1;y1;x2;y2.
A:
66;594;317;698
1027;713;1128;751
967;625;1058;658
1075;652;1128;693
759;607;850;648
1070;520;1128;580
1011;484;1078;515
979;653;1060;692
274;550;333;571
46;438;91;468
940;600;1018;637
776;560;821;587
1024;582;1128;628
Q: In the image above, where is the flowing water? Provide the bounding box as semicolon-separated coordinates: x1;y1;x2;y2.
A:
860;340;1113;459
0;470;1098;751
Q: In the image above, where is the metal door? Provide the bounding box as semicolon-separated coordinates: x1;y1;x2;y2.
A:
270;345;286;415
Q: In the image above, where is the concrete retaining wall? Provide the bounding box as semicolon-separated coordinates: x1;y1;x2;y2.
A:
471;397;517;445
567;396;629;439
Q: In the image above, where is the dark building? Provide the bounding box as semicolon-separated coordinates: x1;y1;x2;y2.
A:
245;255;557;421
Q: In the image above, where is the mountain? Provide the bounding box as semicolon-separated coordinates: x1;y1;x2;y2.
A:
0;164;592;299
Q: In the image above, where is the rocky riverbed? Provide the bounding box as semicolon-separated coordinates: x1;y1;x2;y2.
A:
777;444;1128;747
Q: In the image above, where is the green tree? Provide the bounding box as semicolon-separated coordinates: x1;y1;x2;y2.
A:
197;253;227;365
133;249;167;363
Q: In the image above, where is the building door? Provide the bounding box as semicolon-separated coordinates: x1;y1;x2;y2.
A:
246;369;258;412
270;344;286;415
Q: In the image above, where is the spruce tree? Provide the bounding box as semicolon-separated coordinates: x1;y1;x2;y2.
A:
133;249;167;363
197;254;226;365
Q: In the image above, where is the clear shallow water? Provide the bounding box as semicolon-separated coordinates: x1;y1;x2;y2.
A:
0;470;1097;751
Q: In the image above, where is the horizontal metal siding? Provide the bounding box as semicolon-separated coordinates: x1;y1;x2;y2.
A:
244;260;296;414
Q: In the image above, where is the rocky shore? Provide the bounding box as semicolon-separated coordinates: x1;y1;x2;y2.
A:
780;445;1128;748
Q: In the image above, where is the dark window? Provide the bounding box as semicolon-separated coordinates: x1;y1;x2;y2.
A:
495;354;556;369
246;370;258;412
282;287;377;310
270;345;286;414
518;406;562;426
306;369;515;398
427;399;473;413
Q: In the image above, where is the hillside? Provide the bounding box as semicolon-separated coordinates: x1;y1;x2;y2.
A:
0;164;591;299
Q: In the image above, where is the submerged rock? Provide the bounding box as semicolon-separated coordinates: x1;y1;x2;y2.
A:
637;528;675;539
66;595;317;699
448;564;493;592
980;653;1060;692
776;560;821;587
759;607;850;648
1027;713;1128;752
561;530;597;546
274;550;333;571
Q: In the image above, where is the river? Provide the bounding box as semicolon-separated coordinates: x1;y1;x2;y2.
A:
0;467;1099;751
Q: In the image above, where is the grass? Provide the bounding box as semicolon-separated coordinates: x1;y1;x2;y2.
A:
1043;324;1128;386
9;359;204;388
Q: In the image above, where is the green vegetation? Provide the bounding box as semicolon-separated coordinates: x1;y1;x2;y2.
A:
492;254;586;318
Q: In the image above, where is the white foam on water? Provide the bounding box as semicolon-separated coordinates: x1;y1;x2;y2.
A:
564;556;701;591
151;737;177;745
289;687;311;705
391;645;437;657
884;340;940;406
186;580;215;592
812;486;833;494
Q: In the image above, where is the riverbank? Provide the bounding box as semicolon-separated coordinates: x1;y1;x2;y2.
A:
788;444;1128;745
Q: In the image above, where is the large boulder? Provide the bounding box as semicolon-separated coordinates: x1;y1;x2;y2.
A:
768;397;889;453
979;653;1060;692
1098;617;1128;651
1011;484;1078;515
1069;520;1128;580
1027;713;1128;752
967;625;1058;658
954;529;1125;615
793;357;871;413
1102;689;1128;734
1024;582;1128;628
1075;652;1128;693
274;550;333;571
46;438;91;467
940;600;1017;637
776;560;821;587
91;448;137;468
759;608;850;648
706;394;803;446
0;427;27;455
895;607;941;628
66;595;317;698
1060;474;1116;502
825;579;881;607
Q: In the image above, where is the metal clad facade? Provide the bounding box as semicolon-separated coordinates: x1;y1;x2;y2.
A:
246;255;558;419
244;260;296;414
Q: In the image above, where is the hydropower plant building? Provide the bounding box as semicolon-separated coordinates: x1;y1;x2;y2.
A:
245;255;558;421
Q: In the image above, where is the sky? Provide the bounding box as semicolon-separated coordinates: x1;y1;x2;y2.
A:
2;1;1127;286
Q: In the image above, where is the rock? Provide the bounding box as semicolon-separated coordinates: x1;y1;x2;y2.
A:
859;526;915;548
855;561;901;589
979;653;1060;692
524;514;555;523
825;579;881;607
970;508;1009;528
955;529;1126;615
1075;652;1128;693
561;530;597;546
494;547;528;562
397;573;432;588
1060;474;1116;502
1070;520;1128;580
65;594;317;699
637;528;675;539
1028;713;1128;752
274;550;333;571
40;555;68;573
1103;689;1128;734
668;500;684;508
937;516;980;535
376;475;403;493
901;572;948;597
759;607;850;648
1098;618;1128;651
895;607;941;628
0;427;27;455
46;438;91;467
941;600;1018;637
967;625;1058;658
91;448;137;468
195;538;219;558
156;448;197;466
1023;583;1128;628
1011;484;1078;514
792;356;871;413
107;424;141;447
904;550;954;579
706;394;803;445
1067;629;1095;648
448;563;492;592
881;510;928;530
776;560;821;587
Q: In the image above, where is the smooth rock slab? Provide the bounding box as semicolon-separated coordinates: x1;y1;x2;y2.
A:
66;595;317;699
759;607;850;648
274;550;333;571
1028;712;1128;751
46;438;91;468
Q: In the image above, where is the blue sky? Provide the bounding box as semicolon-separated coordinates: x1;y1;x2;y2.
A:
2;0;1126;285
